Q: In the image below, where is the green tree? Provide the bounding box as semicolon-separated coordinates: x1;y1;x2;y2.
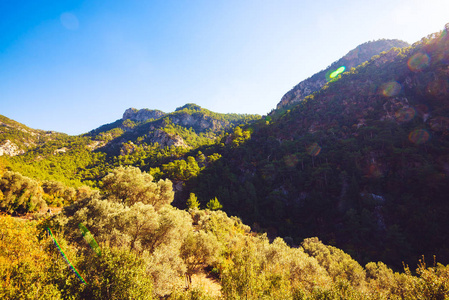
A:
206;197;223;211
78;247;153;300
102;166;174;210
0;171;47;214
180;231;219;287
186;193;200;209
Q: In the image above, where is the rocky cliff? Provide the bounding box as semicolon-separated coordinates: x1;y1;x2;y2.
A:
122;108;166;122
170;112;227;132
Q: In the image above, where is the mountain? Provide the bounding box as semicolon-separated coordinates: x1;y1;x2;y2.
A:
0;115;67;156
187;25;449;268
2;26;449;299
86;103;260;154
1;104;260;188
275;39;409;111
2;25;449;272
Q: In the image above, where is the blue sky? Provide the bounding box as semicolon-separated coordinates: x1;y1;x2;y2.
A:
1;0;449;135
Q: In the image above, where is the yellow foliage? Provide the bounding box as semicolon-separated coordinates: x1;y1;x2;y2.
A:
0;157;6;177
0;215;60;299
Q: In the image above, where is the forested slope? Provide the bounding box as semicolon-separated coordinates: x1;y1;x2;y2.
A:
275;39;409;110
187;25;449;269
1;166;449;299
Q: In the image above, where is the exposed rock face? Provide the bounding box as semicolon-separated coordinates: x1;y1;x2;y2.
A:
277;78;327;109
0;140;24;156
148;130;188;148
171;113;226;132
123;108;166;122
276;39;409;110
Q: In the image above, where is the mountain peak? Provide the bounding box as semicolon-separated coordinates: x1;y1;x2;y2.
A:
122;108;166;122
175;103;202;112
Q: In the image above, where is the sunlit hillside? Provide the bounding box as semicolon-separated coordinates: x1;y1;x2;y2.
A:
1;24;449;300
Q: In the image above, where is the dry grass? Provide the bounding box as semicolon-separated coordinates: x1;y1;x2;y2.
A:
190;272;222;298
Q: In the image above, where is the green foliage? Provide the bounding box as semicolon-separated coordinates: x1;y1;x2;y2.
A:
229;126;251;147
173;103;261;125
3;166;449;299
180;230;219;286
189;27;449;270
78;247;153;300
3;27;449;300
0;171;46;214
162;156;201;181
301;237;366;287
42;180;77;206
5;135;108;187
206;197;222;211
101;166;174;209
187;193;200;209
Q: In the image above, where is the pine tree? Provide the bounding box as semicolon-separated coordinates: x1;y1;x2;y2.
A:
186;193;200;209
206;197;223;211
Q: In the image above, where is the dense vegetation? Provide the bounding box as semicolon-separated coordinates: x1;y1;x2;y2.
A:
276;39;410;111
1;25;449;299
185;25;449;269
1;166;449;299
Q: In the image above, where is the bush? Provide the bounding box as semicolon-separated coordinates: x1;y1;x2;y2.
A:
0;171;46;214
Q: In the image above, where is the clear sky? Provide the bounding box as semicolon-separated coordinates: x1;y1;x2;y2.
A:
1;0;448;135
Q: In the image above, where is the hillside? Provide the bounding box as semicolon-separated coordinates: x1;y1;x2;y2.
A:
0;114;67;156
275;39;409;111
86;103;260;154
1;104;260;188
186;25;449;269
2;30;447;270
2;26;449;299
2;166;449;299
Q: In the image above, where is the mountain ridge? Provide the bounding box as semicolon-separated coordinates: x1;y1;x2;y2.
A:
275;39;410;111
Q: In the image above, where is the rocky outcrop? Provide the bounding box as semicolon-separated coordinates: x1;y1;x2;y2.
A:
0;140;24;156
147;130;188;148
123;108;166;122
171;113;226;132
277;78;327;109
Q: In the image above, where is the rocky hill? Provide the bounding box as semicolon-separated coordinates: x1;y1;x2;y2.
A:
86;103;260;154
275;39;409;111
0;104;260;186
0;115;67;156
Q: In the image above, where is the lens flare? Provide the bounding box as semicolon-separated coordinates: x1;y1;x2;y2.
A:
427;78;449;96
329;66;346;79
408;129;430;144
306;143;321;156
429;116;449;131
395;107;416;122
283;154;299;168
407;52;430;72
60;12;79;30
79;223;101;256
380;81;402;97
47;228;87;284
